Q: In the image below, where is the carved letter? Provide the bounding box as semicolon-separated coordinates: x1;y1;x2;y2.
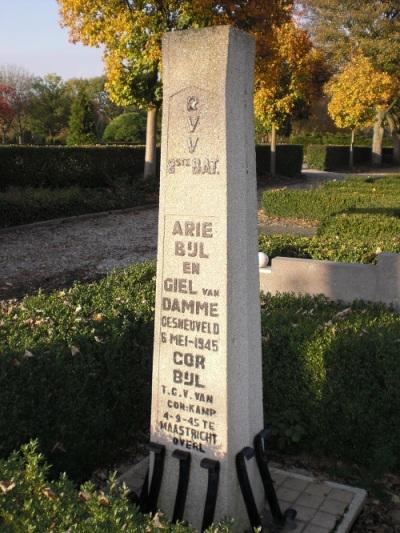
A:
187;116;199;133
187;137;199;154
187;96;199;111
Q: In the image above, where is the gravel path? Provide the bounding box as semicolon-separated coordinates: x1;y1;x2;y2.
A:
0;206;158;299
1;168;398;300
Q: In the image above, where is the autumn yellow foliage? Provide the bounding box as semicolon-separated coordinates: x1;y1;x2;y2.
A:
325;55;398;131
58;0;294;109
254;21;323;132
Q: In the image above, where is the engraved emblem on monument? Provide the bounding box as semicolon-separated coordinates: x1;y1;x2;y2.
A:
166;87;220;175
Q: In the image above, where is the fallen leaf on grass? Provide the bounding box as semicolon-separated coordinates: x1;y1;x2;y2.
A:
70;345;80;356
0;480;16;493
78;490;92;502
43;487;57;500
97;491;110;506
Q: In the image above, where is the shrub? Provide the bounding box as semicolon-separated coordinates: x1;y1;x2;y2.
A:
256;144;303;178
103;112;147;144
0;441;221;532
1;264;400;478
258;233;400;264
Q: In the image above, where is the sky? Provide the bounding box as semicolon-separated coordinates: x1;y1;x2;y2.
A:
0;0;104;80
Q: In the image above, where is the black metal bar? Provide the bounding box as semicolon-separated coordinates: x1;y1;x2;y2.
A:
138;469;149;509
144;442;166;514
200;458;220;532
236;446;262;530
254;428;297;526
172;450;191;523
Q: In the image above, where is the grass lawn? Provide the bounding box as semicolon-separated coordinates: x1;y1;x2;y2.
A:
260;175;400;263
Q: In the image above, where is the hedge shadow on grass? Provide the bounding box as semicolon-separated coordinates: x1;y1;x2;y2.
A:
0;316;153;482
262;294;400;473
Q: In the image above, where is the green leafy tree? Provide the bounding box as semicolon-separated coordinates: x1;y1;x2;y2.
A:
29;74;71;143
65;76;122;138
67;89;98;145
102;111;146;144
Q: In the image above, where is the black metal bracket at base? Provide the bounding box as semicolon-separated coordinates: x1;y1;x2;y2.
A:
172;449;191;523
254;427;297;528
236;446;263;530
200;458;220;532
140;442;166;514
236;427;297;531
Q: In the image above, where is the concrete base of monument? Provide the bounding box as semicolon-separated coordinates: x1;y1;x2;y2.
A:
117;458;366;533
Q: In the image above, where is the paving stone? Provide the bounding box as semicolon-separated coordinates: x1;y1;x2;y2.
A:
294;504;317;522
311;510;338;529
271;471;288;486
303;525;331;533
319;498;348;515
277;487;301;503
290;521;307;532
283;477;311;492
295;492;325;509
304;483;331;498
328;488;354;503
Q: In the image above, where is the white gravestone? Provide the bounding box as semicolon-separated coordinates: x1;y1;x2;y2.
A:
150;25;264;530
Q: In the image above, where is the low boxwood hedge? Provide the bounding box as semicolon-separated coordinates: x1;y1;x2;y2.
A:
261;176;400;262
1;263;399;480
0;183;154;228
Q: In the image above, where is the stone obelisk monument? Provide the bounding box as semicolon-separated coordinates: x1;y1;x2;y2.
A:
150;25;264;530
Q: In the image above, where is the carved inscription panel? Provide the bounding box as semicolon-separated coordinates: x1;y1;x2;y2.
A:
154;215;226;455
166;87;221;177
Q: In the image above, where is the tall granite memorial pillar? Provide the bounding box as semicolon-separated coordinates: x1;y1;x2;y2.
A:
150;25;264;530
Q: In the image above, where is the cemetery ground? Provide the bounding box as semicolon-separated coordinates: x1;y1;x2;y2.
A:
1;170;400;531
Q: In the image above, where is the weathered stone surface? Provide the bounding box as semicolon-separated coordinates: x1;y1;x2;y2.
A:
150;25;263;530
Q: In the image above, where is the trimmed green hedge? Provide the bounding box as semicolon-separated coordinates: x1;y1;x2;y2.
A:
0;184;152;228
0;144;303;190
305;144;394;170
1;263;399;480
256;144;303;177
0;146;153;189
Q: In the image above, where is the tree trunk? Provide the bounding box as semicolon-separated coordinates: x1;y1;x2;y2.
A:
372;111;385;166
387;114;400;165
144;106;158;179
270;123;277;177
393;132;400;164
349;129;355;170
